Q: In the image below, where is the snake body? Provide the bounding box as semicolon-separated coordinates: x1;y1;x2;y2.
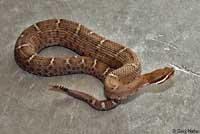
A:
14;19;174;111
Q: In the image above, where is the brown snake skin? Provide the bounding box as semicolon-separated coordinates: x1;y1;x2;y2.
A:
14;19;175;111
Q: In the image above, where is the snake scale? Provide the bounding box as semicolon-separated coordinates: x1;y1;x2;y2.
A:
14;19;174;111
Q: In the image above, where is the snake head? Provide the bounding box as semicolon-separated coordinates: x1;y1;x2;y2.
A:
145;67;175;84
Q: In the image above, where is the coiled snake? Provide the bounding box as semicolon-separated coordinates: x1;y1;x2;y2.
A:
14;19;174;111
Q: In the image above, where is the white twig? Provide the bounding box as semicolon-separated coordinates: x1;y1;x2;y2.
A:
169;63;200;78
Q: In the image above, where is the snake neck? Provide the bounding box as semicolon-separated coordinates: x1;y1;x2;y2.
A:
104;67;174;100
104;62;141;100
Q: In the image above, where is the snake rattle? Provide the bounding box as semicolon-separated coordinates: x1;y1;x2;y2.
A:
14;19;174;111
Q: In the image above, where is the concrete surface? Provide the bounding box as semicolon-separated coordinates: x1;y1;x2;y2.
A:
0;0;200;134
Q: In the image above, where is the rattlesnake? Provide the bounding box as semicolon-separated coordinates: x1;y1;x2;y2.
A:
14;19;174;111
